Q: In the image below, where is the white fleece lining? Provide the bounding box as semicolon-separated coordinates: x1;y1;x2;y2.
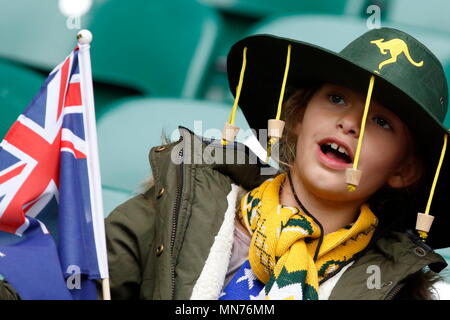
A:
318;261;354;300
190;184;241;300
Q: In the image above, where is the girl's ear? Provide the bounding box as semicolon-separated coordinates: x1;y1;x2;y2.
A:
387;155;423;189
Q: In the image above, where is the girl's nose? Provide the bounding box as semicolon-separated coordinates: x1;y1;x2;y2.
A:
336;108;362;137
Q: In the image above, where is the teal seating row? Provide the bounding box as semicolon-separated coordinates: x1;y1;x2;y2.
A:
88;0;224;99
385;0;450;34
198;0;363;19
245;14;450;71
2;0;450;109
102;186;133;218
96;97;250;194
0;59;45;139
199;0;450;34
0;0;100;70
0;0;224;100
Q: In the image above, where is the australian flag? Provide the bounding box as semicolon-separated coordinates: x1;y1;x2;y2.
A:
0;45;108;299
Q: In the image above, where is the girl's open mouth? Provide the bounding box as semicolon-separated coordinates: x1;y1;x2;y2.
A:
317;140;353;169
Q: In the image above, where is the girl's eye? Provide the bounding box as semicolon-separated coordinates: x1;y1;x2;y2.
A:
328;94;345;105
373;116;392;130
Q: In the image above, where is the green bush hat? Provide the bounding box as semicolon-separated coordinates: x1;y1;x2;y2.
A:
226;27;450;249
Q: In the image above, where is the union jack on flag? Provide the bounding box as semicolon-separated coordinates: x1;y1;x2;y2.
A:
0;44;108;300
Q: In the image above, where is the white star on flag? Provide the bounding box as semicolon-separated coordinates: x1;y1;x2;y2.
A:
250;287;267;300
236;268;257;289
0;252;5;258
267;281;304;300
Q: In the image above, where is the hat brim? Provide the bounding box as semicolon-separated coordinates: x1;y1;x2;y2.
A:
227;34;450;249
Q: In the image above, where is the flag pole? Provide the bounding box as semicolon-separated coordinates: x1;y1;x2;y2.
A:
76;29;111;300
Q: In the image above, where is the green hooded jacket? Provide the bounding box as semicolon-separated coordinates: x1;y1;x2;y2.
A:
105;128;447;300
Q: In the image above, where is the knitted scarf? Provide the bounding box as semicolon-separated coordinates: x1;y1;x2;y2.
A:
239;173;378;300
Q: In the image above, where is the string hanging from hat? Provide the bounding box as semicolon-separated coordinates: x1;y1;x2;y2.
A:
416;132;448;241
344;74;447;241
266;44;291;162
221;47;247;146
346;75;376;192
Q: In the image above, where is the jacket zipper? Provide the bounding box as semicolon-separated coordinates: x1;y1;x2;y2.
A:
384;283;404;300
169;150;184;299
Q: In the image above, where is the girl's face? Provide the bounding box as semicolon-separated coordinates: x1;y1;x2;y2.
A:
293;83;421;203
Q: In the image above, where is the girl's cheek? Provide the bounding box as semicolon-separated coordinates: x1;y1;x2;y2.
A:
364;136;401;168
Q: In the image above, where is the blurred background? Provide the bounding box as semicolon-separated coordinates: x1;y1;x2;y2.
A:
1;0;450;288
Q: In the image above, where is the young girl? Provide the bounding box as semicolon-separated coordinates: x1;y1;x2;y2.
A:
101;27;450;300
1;27;447;300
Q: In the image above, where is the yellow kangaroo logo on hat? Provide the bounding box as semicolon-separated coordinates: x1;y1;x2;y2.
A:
370;38;424;73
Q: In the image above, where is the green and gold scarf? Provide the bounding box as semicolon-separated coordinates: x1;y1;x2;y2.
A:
239;173;378;300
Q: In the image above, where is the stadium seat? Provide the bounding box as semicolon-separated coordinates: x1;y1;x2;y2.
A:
96;96;263;214
0;60;46;139
198;0;365;19
248;14;370;51
102;186;133;218
87;0;223;99
385;0;450;34
0;0;129;118
96;97;251;197
248;14;450;60
0;0;100;71
0;1;142;117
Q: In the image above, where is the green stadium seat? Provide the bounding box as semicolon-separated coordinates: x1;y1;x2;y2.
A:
96;97;250;194
87;0;224;98
0;0;100;71
386;0;450;34
198;0;364;19
248;14;369;51
0;0;128;117
0;60;46;139
248;14;450;60
102;186;133;218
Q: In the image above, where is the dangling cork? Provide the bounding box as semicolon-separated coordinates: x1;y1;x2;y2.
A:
266;119;285;162
221;122;240;145
268;119;285;139
416;213;434;240
345;168;362;192
416;133;447;241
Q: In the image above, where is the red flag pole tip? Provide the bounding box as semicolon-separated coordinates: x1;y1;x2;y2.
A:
77;29;93;45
